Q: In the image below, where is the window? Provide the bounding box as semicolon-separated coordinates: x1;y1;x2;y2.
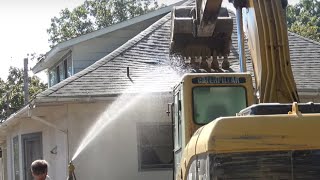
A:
193;86;247;124
173;91;183;175
209;150;320;179
174;93;181;149
21;132;43;180
66;54;72;77
49;69;57;87
137;123;173;170
58;62;67;82
64;59;68;78
49;52;72;87
56;65;60;82
13;136;19;180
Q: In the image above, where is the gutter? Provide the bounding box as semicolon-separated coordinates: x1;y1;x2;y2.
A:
0;94;134;130
34;95;118;104
0;93;157;130
0;105;30;131
33;91;172;104
0;86;317;131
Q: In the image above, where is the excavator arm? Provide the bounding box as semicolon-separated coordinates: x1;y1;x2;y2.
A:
242;0;299;102
170;0;299;103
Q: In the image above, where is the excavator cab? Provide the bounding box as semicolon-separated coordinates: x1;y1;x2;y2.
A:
168;0;320;179
171;73;254;177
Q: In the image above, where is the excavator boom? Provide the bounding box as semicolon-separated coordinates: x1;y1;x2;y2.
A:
244;0;299;103
170;0;300;103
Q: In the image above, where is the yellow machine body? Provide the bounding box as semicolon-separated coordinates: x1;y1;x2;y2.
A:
177;112;320;179
169;0;320;179
172;73;255;177
174;73;254;148
244;0;299;103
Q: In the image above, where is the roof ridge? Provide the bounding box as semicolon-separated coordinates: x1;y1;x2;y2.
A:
39;13;172;97
288;31;320;46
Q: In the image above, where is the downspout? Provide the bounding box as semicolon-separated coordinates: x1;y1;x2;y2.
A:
66;104;70;169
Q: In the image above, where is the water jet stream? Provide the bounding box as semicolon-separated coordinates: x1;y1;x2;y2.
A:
71;66;180;161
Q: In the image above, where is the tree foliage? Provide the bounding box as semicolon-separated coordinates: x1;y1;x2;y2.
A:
287;0;320;42
0;67;47;121
47;0;160;47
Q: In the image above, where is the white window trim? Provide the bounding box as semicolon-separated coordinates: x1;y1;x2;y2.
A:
48;51;72;87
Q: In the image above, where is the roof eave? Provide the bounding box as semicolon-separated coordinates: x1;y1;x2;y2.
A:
0;104;30;133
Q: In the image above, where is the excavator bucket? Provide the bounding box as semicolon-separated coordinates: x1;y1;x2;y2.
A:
170;0;233;58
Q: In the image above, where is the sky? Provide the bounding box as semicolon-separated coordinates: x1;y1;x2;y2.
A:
0;0;300;83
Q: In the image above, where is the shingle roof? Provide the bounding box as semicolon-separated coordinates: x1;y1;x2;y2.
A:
38;2;320;98
38;13;178;97
287;32;320;90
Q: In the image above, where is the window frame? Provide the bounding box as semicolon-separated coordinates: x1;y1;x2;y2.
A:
174;92;182;151
21;132;43;180
136;122;173;171
192;85;248;125
12;135;20;180
48;51;72;87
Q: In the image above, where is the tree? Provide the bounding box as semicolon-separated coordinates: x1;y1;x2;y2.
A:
287;0;320;42
47;0;160;47
0;67;47;121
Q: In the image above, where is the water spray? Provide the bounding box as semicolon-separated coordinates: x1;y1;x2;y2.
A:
67;161;76;180
70;66;180;161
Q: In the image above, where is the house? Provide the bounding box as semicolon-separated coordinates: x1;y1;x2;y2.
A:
0;2;183;180
1;0;320;180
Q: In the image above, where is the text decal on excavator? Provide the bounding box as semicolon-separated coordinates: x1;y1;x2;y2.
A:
192;77;246;84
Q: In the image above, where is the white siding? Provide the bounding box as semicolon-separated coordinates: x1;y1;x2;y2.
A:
67;93;173;180
2;92;173;180
4;105;69;180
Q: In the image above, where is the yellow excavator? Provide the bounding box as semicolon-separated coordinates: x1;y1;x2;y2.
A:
169;0;320;179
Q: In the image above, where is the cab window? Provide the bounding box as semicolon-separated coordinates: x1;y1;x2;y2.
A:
192;86;247;124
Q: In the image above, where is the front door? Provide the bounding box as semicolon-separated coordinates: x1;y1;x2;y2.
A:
21;132;43;180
